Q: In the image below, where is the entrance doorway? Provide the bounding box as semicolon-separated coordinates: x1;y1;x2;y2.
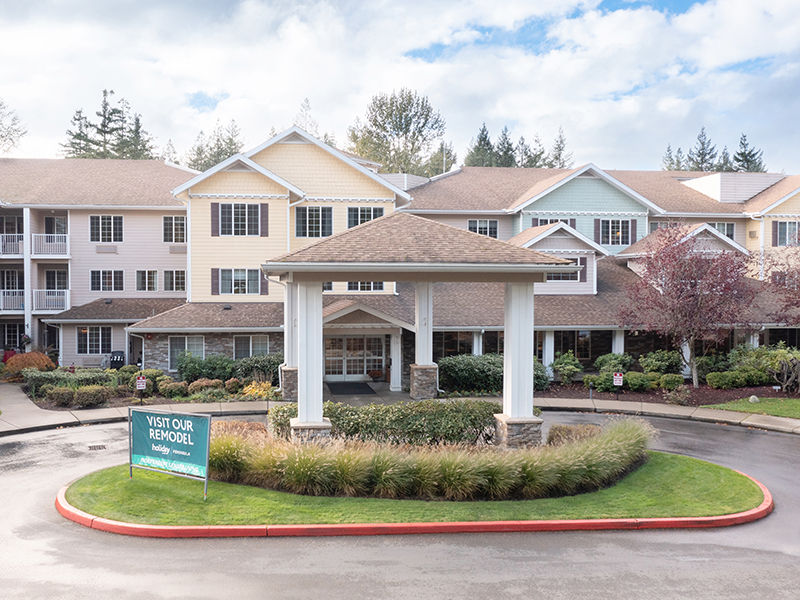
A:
324;336;385;381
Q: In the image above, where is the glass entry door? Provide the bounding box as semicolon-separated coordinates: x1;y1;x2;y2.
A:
324;336;385;381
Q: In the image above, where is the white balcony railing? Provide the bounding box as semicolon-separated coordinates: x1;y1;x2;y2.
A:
0;234;23;255
0;290;24;311
33;289;69;312
32;233;69;256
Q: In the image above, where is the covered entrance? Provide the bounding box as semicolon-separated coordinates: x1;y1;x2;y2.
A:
324;335;385;382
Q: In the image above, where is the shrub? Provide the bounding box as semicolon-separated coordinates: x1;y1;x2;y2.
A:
665;385;691;405
638;350;683;375
546;423;602;446
47;386;75;407
3;352;55;379
235;353;283;385
645;371;662;384
225;377;242;394
73;385;111;408
763;346;800;392
177;353;235;383
728;344;772;373
706;371;748;389
695;353;730;383
659;373;684;391
113;384;131;398
187;378;224;395
270;399;500;445
624;371;654;392
189;387;227;403
551;350;582;384
437;353;550;393
593;353;634;374
240;381;280;401
160;381;189;398
155;375;174;393
22;367;113;395
208;435;250;482
583;372;616;393
127;369;163;388
118;364;140;376
38;383;55;398
736;367;772;387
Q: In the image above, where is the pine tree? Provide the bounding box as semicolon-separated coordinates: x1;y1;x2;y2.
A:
674;147;686;170
686;127;717;171
185;120;244;171
464;123;495;167
90;89;125;158
715;146;734;172
61;109;93;157
733;133;766;172
117;113;155;159
546;127;573;168
185;131;209;171
293;97;319;136
160;139;178;164
421;141;457;177
662;144;675;170
0;98;26;153
494;126;516;167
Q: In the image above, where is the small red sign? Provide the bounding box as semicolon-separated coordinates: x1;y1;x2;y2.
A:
613;372;624;386
135;376;147;390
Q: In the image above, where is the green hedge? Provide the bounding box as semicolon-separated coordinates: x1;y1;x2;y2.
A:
210;419;654;500
437;353;549;393
638;350;683;375
594;353;634;374
234;353;283;386
270;399;503;445
74;385;111;408
706;368;771;389
22;368;114;396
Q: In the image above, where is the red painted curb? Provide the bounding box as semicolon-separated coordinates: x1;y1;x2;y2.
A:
55;469;774;539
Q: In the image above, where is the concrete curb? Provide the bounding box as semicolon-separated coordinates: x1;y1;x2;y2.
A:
55;471;774;539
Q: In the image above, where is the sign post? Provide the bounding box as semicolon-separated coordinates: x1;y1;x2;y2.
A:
613;372;624;402
128;407;212;500
135;375;147;405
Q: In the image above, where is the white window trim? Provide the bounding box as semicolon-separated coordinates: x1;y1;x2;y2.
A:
219;203;260;237
163;270;186;292
346;281;385;292
89;215;123;243
90;269;124;292
163;215;187;244
600;218;631;246
295;206;334;238
347;206;384;229
468;219;499;238
167;335;205;372
136;270;158;292
776;220;800;247
219;267;261;295
233;334;270;360
76;326;112;355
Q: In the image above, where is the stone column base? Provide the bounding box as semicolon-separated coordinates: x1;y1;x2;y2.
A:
494;413;543;448
280;366;298;403
290;417;332;442
409;364;438;400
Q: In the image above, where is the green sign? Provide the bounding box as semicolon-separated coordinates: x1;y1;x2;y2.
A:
129;408;211;480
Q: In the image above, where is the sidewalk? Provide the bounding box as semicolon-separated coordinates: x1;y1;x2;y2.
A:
2;382;800;437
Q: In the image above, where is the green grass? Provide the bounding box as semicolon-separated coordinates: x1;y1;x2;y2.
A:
704;397;800;419
64;452;763;526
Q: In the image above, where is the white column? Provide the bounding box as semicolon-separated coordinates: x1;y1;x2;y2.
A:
543;329;555;378
296;281;324;423
414;281;434;365
22;207;33;350
503;282;535;418
612;329;625;354
283;281;299;367
390;331;402;392
472;331;483;355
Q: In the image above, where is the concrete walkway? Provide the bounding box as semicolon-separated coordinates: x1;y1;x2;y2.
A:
2;382;800;436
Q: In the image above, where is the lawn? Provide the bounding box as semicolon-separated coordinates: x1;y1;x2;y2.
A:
65;452;763;526
703;397;800;420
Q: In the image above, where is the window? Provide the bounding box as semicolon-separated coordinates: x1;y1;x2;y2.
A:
776;221;800;246
0;269;22;289
90;270;123;291
649;221;679;233
0;215;23;234
322;282;333;292
432;331;474;362
3;323;22;348
347;281;384;292
601;219;630;245
347;207;384;228
169;336;204;371
296;206;333;237
136;270;157;291
711;222;735;240
90;215;123;243
220;203;259;236
220;268;261;294
45;216;67;235
45;270;67;290
77;326;112;354
468;219;498;238
536;218;569;225
546;271;578;281
163;216;186;243
164;270;186;292
233;335;270;360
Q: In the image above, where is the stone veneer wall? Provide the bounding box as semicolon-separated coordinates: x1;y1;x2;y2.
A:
401;329;415;391
144;332;284;372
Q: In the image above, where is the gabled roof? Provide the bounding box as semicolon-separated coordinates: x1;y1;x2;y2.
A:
264;212;573;271
244;126;411;203
323;300;414;330
43;298;186;323
508;163;666;214
744;174;800;215
507;221;610;255
0;159;193;208
617;223;748;258
171;154;305;197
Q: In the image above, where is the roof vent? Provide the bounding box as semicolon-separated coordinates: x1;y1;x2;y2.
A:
104;299;112;304
223;304;232;310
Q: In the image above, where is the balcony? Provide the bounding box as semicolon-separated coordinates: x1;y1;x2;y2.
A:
0;290;24;311
33;289;70;312
32;234;69;257
0;234;23;256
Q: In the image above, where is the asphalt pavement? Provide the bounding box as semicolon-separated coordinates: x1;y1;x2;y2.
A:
1;413;799;599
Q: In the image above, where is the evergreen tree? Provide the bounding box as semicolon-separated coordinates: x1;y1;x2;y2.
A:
117;113;156;159
733;133;766;172
293;97;319;136
662;144;675;170
0;98;26;153
714;146;734;172
185;131;209;171
321;131;336;146
61;109;93;158
90;89;125;158
160;139;178;164
686;127;717;171
464;123;495;167
674;147;686;170
421;140;457;177
546;127;573;168
185;120;244;171
494;126;516;167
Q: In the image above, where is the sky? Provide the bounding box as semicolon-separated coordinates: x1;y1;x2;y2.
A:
1;0;799;171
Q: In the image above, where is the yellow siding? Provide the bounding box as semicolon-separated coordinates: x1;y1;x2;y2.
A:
752;191;800;251
191;171;288;196
250;142;393;198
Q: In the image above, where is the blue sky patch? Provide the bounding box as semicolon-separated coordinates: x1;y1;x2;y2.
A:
187;91;228;112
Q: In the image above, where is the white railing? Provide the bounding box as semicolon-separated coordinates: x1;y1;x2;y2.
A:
0;290;24;311
33;289;69;311
0;234;23;255
32;233;69;256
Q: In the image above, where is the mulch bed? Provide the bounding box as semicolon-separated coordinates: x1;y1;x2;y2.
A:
33;395;209;411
